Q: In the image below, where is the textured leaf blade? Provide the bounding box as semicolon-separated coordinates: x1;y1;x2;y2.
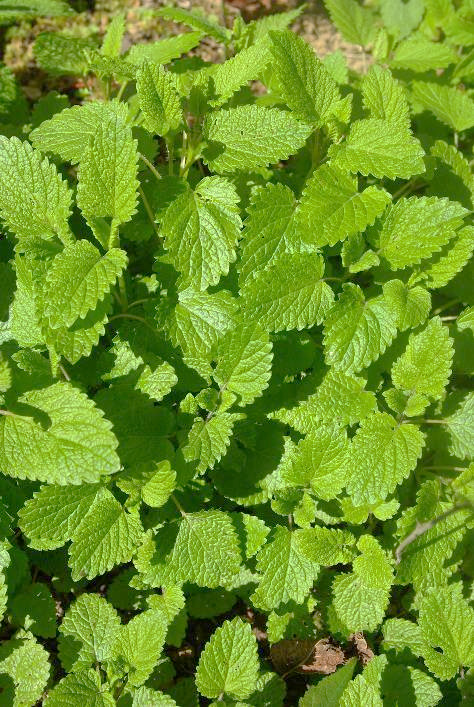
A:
136;61;182;136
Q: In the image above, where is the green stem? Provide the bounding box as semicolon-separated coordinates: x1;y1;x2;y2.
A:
117;274;128;310
116;80;129;101
108;312;156;334
138;185;160;238
166;138;174;176
433;298;460;315
171;495;187;516
440;315;458;321
127;298;150;310
139;152;162;182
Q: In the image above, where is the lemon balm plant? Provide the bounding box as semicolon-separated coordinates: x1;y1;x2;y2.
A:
0;0;473;704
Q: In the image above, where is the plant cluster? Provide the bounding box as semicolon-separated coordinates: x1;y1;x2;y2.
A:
0;0;474;705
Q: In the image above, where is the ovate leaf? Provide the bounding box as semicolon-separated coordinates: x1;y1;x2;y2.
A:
136;61;182;136
412;81;474;132
196;617;259;700
0;382;120;484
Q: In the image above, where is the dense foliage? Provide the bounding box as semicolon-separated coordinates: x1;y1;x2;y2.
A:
0;0;474;704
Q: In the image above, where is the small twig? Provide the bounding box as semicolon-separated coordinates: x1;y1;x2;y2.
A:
395;504;471;563
139;152;162;182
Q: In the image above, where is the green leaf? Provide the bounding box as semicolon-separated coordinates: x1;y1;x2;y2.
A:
382;617;426;656
44;669;115;707
30;100;129;164
43;240;127;328
164;286;237;379
161;177;241;291
127;32;203;65
196;617;259;699
58;594;121;671
111;610;167;686
203;105;312;173
297;527;356;565
323;283;397;373
382;280;431;331
415;225;474;289
332;536;393;633
238;183;301;286
101;13;125;58
391;36;457;72
419;584;474;680
324;0;375;45
446;392;474;460
362;65;410;127
0;0;72;23
458;306;474;332
0;382;120;484
377;196;467;270
297;163;391;247
241;253;334;332
136;61;182;136
345;412;424;504
391;317;453;400
412;81;474;132
299;659;356;706
183;412;242;473
77;111;138;236
166;510;242;588
9;583;56;638
0;631;50;707
0;136;72;244
155;6;230;43
131;687;178;706
34;32;97;75
251;526;319;611
19;483;100;550
269;30;340;126
281;423;350;501
274;369;376;432
68;487;143;580
329;119;425;179
214;319;273;406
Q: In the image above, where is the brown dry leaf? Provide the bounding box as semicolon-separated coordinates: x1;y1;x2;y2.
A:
271;638;344;675
350;632;374;665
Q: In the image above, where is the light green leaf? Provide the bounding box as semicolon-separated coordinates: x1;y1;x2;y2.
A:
324;0;375;45
77;111;138;234
127;31;203;65
166;510;242;588
203;105;312;173
412;81;474;132
0;382;120;484
323;283;397;373
196;617;259;700
30;100;129;163
241;253;334;332
238;183;301;286
362;65;410;127
340;673;382;707
0;136;72;244
391;36;457;72
269;30;340;126
112;610;167;686
43;240;127;328
297;163;391;247
183;412;242;474
332;536;393;633
446;392;474;460
415;225;474;289
201;42;271;107
136;61;182;136
161;177;241;291
382;617;426;656
101;13;125;58
155;6;230;43
458;306;474;332
419;584;474;680
381;664;442;707
297;527;356;565
382;279;431;331
69;487;143;580
391;317;453;400
299;659;356;707
377;196;467;270
131;687;178;707
251;526;319;611
19;483;100;550
58;594;121;671
329;118;425;179
214;319;273;406
274;369;376;432
45;669;115;707
345;412;424;504
165;287;237;379
0;631;50;707
281;423;350;501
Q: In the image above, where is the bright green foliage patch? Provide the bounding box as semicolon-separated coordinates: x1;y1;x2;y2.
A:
0;1;473;705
